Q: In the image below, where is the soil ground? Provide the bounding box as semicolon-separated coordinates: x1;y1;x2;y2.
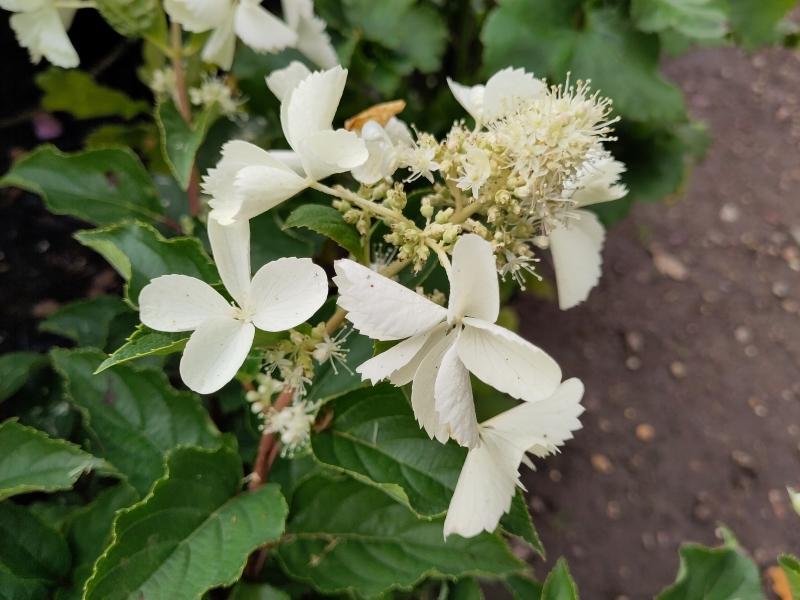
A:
520;47;800;598
1;15;799;600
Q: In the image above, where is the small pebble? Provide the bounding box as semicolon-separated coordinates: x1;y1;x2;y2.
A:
625;356;642;371
591;453;614;474
734;326;751;344
636;423;656;442
719;203;740;223
606;500;622;520
625;331;644;352
773;281;790;298
670;361;688;379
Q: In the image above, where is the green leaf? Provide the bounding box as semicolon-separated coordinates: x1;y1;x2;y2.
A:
96;325;188;373
36;68;148;120
0;420;105;501
95;0;160;36
85;446;287;600
40;295;132;349
505;574;544;600
779;554;800;597
305;331;374;403
656;534;762;600
0;501;71;599
541;559;579;600
228;582;291;600
75;221;218;305
50;348;221;495
276;472;524;598
341;0;447;73
450;578;484;600
1;146;163;226
311;384;465;516
0;352;47;403
631;0;728;40
482;2;686;123
250;210;316;266
284;204;363;259
59;483;139;599
727;0;796;48
500;490;545;558
156;101;220;190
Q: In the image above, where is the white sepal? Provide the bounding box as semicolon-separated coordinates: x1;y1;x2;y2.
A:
139;274;233;333
549;209;606;310
180;317;255;394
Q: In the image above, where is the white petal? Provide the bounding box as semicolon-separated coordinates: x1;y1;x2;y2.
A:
443;429;522;538
180;317;255;394
248;258;327;331
572;156;628;207
139;275;233;332
234;0;297;53
285;65;346;151
549;209;606;310
11;8;78;68
280;0;307;29
203;141;304;224
351;121;397;185
384;117;414;147
482;67;545;121
0;0;48;10
201;12;236;69
295;13;339;69
299;129;369;181
228;163;308;222
411;333;456;443
266;60;311;103
268;150;305;175
207;218;250;307
447;233;499;323
164;0;230;32
333;259;447;341
484;378;585;456
434;333;479;448
357;323;447;385
447;78;484;123
458;318;561;402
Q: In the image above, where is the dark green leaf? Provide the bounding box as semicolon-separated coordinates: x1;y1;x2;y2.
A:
228;582;291;600
500;490;545;558
631;0;728;40
84;446;287;600
96;325;188;373
450;578;484;600
305;331;373;403
1;146;163;226
284;204;363;259
95;0;160;36
341;0;447;73
59;483;139;599
0;420;105;501
50;348;221;495
311;384;465;516
276;473;524;597
482;2;686;123
75;221;218;305
156;101;220;190
779;554;800;597
40;295;132;349
505;574;543;600
656;534;762;600
541;559;579;600
0;502;71;599
727;0;796;48
0;352;46;403
36;68;148;120
250;210;316;266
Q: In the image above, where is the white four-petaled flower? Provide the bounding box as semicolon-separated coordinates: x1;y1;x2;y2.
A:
165;0;337;70
2;0;78;68
334;234;563;449
139;219;327;394
202;62;368;225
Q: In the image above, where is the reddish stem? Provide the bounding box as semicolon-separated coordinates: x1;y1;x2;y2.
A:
248;387;294;491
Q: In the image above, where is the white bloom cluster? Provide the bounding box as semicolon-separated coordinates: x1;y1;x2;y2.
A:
1;0;79;68
164;0;337;70
139;63;622;539
189;77;242;116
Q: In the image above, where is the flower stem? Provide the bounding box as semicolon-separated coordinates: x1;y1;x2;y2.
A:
169;22;201;217
248;387;294;491
310;181;413;226
426;239;452;277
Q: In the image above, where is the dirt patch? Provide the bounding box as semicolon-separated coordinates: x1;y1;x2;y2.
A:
519;46;800;598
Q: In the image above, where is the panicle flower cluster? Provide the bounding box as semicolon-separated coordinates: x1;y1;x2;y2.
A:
189;77;242;116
